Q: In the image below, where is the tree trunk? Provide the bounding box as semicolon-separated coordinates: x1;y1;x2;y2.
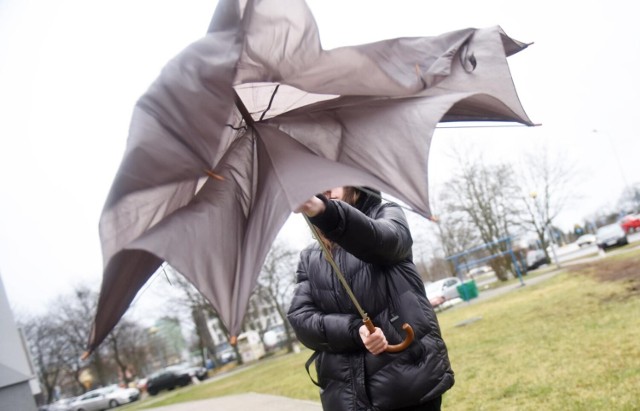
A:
110;337;131;385
92;350;108;387
192;307;219;368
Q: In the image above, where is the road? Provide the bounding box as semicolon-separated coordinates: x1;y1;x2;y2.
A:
551;231;640;264
471;231;640;290
450;234;640;311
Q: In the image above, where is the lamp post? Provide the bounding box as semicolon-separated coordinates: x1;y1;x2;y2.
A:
529;191;562;268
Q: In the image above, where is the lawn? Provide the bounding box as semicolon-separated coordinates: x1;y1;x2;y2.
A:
123;248;640;410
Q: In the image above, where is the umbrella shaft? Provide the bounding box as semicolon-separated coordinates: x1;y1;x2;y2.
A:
303;215;369;321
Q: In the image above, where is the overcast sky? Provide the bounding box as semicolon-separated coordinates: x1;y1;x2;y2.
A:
1;0;639;319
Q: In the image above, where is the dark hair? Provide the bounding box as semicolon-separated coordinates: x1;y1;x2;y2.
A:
342;186;360;206
315;186;360;254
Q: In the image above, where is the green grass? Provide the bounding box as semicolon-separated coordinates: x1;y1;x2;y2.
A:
440;273;640;410
122;250;640;410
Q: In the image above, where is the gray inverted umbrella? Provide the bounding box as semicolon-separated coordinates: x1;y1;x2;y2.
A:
86;0;534;354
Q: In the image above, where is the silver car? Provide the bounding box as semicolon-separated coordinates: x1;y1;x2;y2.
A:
425;277;462;302
596;223;628;250
576;233;597;247
69;389;112;411
100;385;140;407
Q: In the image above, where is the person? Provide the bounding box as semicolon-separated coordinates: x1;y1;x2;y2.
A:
287;186;454;411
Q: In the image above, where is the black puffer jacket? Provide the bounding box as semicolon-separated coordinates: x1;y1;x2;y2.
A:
287;190;454;411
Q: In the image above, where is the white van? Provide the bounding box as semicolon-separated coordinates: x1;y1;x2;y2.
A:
263;324;287;350
237;331;265;363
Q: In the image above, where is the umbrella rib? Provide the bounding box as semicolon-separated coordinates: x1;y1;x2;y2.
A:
259;84;280;121
436;123;541;128
233;89;298;209
233;90;255;128
233;90;432;220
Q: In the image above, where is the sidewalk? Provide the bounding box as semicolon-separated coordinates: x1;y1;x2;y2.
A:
438;267;562;313
143;393;322;411
472;268;562;302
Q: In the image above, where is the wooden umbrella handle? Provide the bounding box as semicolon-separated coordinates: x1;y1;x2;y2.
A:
363;318;414;353
386;323;414;353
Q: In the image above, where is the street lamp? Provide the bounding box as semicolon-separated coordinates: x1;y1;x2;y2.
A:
529;191;562;268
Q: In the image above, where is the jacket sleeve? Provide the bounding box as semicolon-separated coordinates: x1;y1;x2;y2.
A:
286;250;364;352
310;201;413;265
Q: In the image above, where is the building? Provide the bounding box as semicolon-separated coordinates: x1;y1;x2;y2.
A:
0;274;39;411
207;293;285;347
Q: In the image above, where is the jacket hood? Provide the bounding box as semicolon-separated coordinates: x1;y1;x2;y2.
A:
355;187;382;214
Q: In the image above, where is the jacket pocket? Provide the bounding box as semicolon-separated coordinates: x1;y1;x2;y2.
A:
366;334;451;410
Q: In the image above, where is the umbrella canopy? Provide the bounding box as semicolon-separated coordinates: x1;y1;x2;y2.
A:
87;0;533;353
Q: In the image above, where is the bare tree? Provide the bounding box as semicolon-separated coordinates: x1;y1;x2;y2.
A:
253;241;299;353
440;153;523;280
405;211;438;272
21;286;114;400
53;286;109;392
21;314;68;404
106;318;149;384
21;284;157;401
517;147;577;261
432;210;479;277
617;181;640;213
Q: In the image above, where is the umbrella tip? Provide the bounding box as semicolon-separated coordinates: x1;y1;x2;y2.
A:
80;350;91;361
230;335;237;346
429;215;440;223
205;169;225;181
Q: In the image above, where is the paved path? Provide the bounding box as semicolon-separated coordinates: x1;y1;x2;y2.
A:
470;268;561;302
435;267;562;314
141;393;322;411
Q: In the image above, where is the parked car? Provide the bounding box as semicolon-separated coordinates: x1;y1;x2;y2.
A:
620;214;640;234
46;398;75;411
237;330;266;363
145;368;192;396
263;324;288;350
526;249;550;270
135;377;148;392
216;342;238;364
425;277;462;307
165;363;208;381
596;223;629;250
99;385;140;407
467;265;492;277
576;233;597;247
69;389;112;411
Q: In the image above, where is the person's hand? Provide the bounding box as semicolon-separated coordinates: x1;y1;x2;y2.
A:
359;325;388;355
294;195;326;217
